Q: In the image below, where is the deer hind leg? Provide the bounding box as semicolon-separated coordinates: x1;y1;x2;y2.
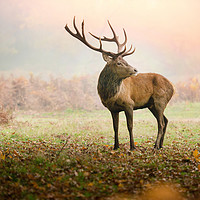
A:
148;105;165;149
111;111;119;150
160;115;168;148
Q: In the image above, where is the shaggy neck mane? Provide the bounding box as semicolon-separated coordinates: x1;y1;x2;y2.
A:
98;65;122;101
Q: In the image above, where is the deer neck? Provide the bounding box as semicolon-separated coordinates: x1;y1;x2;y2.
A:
97;65;122;102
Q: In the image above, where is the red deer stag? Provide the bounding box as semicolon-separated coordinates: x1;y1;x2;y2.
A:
65;17;174;150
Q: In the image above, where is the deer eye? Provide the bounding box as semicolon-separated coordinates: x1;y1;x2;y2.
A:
117;62;122;66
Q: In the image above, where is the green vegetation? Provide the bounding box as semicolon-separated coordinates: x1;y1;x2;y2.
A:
0;103;200;199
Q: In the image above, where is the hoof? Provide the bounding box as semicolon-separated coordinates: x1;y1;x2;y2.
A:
154;145;160;150
130;146;136;151
113;146;119;150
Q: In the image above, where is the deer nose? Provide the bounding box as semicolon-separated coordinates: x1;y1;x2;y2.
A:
134;68;138;73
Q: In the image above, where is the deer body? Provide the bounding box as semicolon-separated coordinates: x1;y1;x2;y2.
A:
65;17;174;150
98;72;173;112
97;59;174;150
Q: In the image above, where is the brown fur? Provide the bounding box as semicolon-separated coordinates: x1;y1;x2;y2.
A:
98;60;174;150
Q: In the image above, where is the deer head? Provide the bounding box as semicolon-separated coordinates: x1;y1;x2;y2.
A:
65;17;138;79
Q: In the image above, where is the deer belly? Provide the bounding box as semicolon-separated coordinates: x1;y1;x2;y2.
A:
102;96;130;112
133;97;154;110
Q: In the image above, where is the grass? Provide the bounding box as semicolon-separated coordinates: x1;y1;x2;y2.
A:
0;102;200;199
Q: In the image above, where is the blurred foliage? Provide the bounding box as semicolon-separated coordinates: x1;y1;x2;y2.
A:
0;106;13;124
173;77;200;103
0;73;102;111
0;73;200;112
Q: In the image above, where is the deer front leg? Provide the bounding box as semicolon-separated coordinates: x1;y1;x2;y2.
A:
125;108;135;150
111;111;119;150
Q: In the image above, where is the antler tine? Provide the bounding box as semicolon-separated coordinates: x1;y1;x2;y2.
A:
107;20;118;41
81;19;88;41
122;46;136;57
119;45;127;55
125;45;132;54
121;29;127;47
108;20;122;53
65;21;76;38
73;16;81;36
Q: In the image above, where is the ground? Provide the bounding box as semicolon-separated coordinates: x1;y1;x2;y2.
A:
0;102;200;199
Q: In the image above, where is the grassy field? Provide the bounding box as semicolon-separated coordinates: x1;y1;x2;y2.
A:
0;102;200;199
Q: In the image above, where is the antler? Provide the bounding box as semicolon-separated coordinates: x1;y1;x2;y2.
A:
89;21;135;57
65;17;127;58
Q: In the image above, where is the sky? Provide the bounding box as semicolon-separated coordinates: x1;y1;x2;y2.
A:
0;0;200;82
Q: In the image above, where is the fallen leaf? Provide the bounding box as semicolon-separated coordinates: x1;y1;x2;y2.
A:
0;151;5;160
193;149;199;158
88;182;94;187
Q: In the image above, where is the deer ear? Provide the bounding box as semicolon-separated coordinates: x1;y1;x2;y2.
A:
102;53;113;63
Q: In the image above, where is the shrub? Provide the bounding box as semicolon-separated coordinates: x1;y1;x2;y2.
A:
0;107;13;124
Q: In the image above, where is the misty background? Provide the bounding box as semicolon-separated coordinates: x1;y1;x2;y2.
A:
0;0;200;83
